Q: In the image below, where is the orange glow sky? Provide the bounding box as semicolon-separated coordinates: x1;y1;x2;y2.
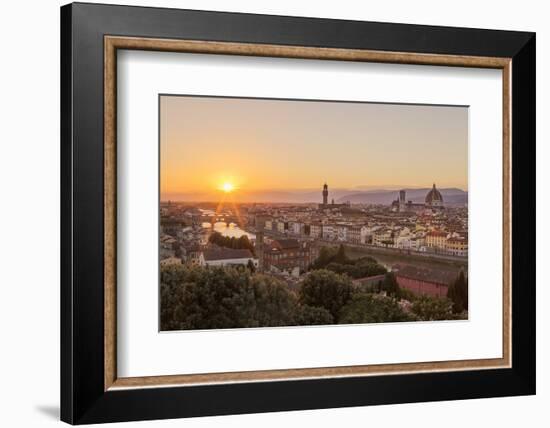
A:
160;95;468;201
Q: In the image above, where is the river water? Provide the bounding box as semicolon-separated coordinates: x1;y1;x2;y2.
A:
202;222;256;240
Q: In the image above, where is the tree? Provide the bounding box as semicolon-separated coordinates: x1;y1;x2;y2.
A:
160;264;346;331
310;244;353;269
160;264;190;330
333;244;350;264
298;269;353;321
411;295;454;321
208;231;255;255
160;265;298;330
355;255;378;265
311;245;386;279
250;274;300;327
161;265;256;330
294;305;333;325
325;260;386;279
397;287;417;302
339;293;413;324
310;246;337;269
380;272;400;297
447;270;468;313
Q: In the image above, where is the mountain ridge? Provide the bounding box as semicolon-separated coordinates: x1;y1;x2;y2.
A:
162;187;468;204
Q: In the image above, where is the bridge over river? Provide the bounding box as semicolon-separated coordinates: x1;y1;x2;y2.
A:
199;214;242;226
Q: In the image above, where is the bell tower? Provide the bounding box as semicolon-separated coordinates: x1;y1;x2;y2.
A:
322;183;328;205
399;190;406;212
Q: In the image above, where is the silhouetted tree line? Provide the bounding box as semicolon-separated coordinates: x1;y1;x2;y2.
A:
160;263;466;331
310;244;387;279
160;265;333;330
208;231;255;256
447;270;468;313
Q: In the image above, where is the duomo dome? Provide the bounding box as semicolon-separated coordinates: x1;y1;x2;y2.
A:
425;183;443;206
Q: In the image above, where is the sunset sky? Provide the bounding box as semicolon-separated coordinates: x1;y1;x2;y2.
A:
160;95;468;201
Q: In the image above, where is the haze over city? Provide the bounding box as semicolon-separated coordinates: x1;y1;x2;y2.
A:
160;95;468;202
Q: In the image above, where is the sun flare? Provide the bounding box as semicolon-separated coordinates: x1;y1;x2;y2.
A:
221;182;235;193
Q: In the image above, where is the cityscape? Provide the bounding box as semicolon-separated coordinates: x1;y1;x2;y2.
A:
159;95;468;331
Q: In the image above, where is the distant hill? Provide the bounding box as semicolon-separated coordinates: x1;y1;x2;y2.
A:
162;189;356;203
162;187;467;205
336;188;468;205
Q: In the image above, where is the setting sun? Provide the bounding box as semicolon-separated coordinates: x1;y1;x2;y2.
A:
221;182;235;193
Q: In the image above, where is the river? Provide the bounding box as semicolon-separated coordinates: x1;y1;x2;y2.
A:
202;222;256;240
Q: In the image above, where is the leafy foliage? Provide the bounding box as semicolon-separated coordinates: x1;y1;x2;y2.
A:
298;269;353;321
333;244;349;264
324;260;387;279
380;272;400;297
395;286;417;302
311;245;386;279
160;258;460;331
410;295;454;321
339;293;413;324
161;265;334;330
447;270;468;313
294;305;334;325
310;246;339;269
208;231;255;255
311;244;351;268
248;274;301;327
161;264;254;330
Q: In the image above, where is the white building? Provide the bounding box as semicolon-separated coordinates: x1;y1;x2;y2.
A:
322;224;336;240
372;229;395;247
309;223;322;238
395;235;412;249
335;224;349;242
290;221;303;235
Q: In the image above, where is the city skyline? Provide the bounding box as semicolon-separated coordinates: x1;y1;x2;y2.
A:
160;95;468;202
160;95;469;330
159;183;468;205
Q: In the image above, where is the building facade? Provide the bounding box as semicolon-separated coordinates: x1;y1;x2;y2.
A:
445;236;468;256
262;239;317;275
425;230;448;249
394;265;457;298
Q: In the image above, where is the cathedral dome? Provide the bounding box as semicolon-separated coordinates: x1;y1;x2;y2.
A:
425;183;443;205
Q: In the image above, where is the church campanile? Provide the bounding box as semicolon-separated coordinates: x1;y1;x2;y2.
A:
322;183;328;205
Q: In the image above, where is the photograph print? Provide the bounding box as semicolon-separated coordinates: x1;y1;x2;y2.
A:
159;95;469;331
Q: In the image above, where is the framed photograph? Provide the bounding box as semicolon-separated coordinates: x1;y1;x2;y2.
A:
60;2;535;424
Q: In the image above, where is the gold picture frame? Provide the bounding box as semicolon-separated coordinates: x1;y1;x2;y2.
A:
103;36;512;391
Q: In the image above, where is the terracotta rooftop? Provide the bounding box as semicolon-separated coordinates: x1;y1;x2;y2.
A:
271;239;301;250
447;237;468;243
426;231;448;237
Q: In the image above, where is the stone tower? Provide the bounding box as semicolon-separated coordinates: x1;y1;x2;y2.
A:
322;183;328;205
399;190;406;212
